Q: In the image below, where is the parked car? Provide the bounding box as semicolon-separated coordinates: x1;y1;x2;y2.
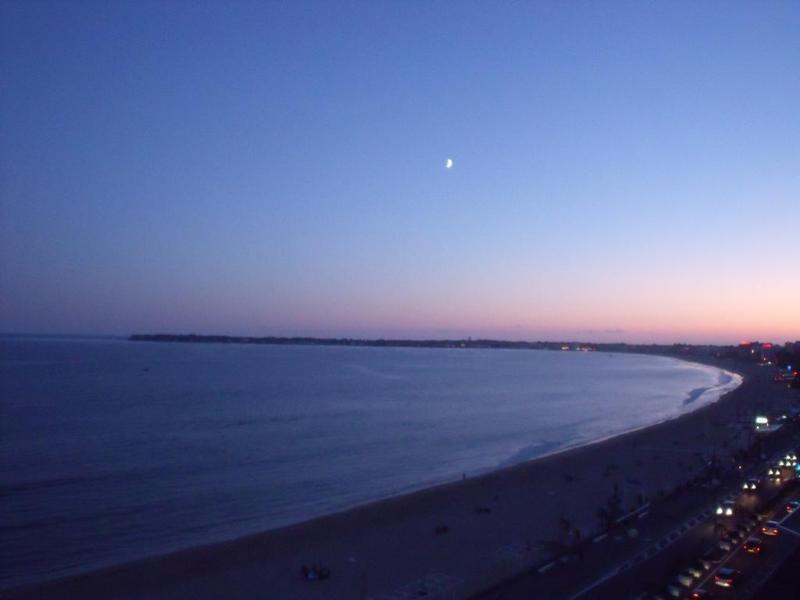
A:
677;569;696;587
699;547;725;569
786;500;800;513
744;537;763;554
714;567;741;588
665;580;683;598
686;562;703;578
690;590;711;599
761;521;781;536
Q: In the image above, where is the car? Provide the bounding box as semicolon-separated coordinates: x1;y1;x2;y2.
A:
714;567;741;588
742;478;759;492
744;537;763;554
690;590;711;599
677;569;697;587
786;500;800;513
718;537;732;551
729;529;743;543
699;547;725;569
767;468;783;482
716;500;735;517
687;562;704;578
761;521;781;536
665;581;683;598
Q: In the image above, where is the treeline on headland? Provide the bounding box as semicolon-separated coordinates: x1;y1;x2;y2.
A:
130;334;578;350
127;334;722;356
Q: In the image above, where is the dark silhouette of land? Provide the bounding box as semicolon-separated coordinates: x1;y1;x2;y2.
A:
129;333;613;350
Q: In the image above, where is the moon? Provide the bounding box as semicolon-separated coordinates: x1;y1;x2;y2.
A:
445;158;453;169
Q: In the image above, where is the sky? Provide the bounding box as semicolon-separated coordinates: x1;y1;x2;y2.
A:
1;1;798;344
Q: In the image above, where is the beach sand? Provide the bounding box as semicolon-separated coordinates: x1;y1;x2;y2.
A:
7;356;797;599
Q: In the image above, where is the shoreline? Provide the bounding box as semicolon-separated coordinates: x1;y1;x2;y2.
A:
1;354;736;584
6;355;775;599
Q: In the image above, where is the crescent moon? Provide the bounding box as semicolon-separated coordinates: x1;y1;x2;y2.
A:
446;158;453;169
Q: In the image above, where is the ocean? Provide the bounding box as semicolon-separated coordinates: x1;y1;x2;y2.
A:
0;337;741;589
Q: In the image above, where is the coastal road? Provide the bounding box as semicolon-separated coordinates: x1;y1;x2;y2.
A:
689;488;800;598
581;482;800;598
477;483;731;599
478;431;800;600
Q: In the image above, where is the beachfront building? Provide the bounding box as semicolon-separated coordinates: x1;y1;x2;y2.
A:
737;341;781;364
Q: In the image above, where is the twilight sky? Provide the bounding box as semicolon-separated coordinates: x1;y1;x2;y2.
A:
1;1;798;343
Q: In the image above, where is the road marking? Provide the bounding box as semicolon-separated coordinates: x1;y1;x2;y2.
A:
638;511;649;520
614;503;652;524
568;566;621;599
778;524;800;537
693;529;749;592
593;533;607;543
693;493;800;593
570;509;708;598
538;561;556;573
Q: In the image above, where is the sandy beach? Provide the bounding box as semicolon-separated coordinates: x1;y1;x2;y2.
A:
7;355;797;600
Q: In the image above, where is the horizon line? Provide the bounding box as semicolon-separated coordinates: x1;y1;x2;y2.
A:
3;332;795;348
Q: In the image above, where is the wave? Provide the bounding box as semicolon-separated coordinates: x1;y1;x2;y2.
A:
683;386;708;406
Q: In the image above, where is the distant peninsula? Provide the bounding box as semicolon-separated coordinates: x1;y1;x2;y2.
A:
128;334;734;357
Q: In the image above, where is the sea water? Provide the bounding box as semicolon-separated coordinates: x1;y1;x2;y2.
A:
0;337;740;588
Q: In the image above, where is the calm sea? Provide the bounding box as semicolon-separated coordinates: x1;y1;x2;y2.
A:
0;337;740;588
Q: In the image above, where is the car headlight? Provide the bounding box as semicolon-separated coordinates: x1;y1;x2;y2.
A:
716;507;723;515
725;508;733;516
